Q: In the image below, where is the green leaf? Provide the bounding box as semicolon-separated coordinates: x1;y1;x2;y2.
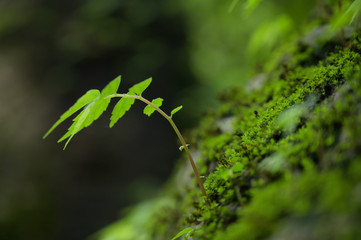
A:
110;96;136;127
102;76;121;96
129;78;152;96
57;101;96;144
143;98;163;117
332;0;361;29
57;76;121;148
170;106;183;118
62;105;92;149
349;0;361;23
171;227;193;240
89;76;121;122
43;89;100;139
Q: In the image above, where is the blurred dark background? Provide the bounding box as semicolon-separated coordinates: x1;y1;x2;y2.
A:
0;0;332;239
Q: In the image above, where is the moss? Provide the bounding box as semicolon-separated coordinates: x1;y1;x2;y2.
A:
213;159;361;240
96;11;361;240
180;30;361;239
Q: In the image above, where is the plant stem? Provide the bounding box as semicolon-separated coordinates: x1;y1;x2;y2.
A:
109;94;209;203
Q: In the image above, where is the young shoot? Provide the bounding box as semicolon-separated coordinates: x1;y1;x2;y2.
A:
43;76;208;201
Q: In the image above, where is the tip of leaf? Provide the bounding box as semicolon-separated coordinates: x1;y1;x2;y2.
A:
170;105;183;118
144;77;152;84
43;127;55;139
62;136;73;150
140;77;152;89
143;97;163;117
43;127;56;139
129;78;152;96
115;75;121;85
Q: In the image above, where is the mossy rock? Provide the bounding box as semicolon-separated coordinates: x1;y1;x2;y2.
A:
93;12;361;240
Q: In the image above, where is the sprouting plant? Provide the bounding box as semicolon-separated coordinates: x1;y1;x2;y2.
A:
43;76;207;200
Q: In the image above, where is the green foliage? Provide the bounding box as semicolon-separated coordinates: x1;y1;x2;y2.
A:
44;76;161;148
173;0;317;119
44;75;206;206
58;76;121;149
185;32;361;240
178;144;189;151
144;98;163;117
247;15;293;58
129;78;152;96
111;22;361;240
332;0;361;29
170;106;183;118
109;79;153;127
110;97;135;128
43;76;120;149
347;0;361;23
93;197;177;240
43;89;100;139
44;2;361;240
110;78;154;125
171;227;193;240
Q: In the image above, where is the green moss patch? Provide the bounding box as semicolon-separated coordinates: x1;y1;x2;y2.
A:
96;16;361;240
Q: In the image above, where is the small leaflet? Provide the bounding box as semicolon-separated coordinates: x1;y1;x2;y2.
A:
52;77;121;149
144;98;163;117
179;144;190;151
43;89;100;139
170;105;183;118
57;103;94;143
88;76;121;123
61;105;92;149
129;78;152;96
110;95;135;127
